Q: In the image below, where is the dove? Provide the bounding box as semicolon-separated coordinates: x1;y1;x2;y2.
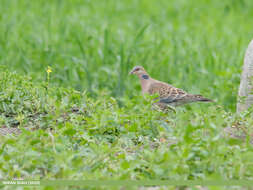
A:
129;66;213;107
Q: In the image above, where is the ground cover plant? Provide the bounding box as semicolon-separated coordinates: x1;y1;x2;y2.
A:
1;0;253;189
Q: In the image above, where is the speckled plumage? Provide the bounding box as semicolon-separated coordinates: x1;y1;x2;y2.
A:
129;66;213;107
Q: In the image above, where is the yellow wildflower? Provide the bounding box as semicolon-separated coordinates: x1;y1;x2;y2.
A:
47;66;52;74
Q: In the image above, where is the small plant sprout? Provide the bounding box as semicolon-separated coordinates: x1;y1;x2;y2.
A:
45;66;53;91
46;66;52;82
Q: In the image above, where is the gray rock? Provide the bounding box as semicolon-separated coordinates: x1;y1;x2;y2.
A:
237;39;253;112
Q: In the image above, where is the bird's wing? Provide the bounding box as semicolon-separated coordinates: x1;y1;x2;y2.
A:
148;82;188;103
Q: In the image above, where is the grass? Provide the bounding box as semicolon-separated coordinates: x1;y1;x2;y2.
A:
1;0;253;189
1;66;253;190
1;0;253;110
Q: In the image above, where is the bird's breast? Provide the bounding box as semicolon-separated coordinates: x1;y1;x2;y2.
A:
140;80;151;95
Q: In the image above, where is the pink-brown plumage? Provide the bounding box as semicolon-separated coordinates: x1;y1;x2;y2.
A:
129;66;213;107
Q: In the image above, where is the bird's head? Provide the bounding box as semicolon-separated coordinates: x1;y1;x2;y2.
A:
129;66;147;76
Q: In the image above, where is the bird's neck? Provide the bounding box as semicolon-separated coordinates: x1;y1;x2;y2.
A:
138;74;152;94
137;73;149;80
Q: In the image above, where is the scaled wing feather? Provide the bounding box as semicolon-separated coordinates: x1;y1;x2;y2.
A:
148;82;188;104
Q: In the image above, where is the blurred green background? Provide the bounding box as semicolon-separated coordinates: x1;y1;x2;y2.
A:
0;0;253;111
2;0;253;184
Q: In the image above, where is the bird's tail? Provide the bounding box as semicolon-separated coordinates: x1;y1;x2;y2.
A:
192;94;213;102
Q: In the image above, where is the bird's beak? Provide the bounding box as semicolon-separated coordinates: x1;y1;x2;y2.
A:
129;70;134;75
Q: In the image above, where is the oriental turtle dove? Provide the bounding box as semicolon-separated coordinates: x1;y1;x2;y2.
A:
129;66;213;107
